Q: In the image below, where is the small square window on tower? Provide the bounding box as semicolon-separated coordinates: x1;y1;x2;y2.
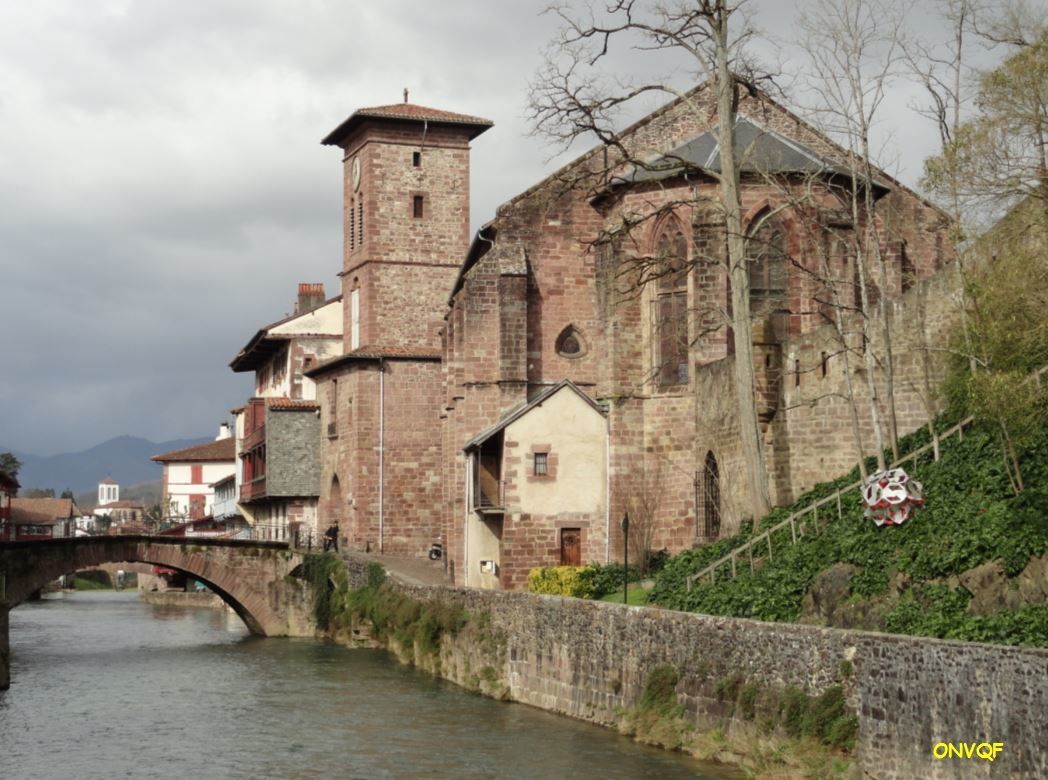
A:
412;151;421;167
533;452;548;476
413;195;424;219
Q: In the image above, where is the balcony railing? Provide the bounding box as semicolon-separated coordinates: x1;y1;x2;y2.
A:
243;423;266;451
239;477;267;503
474;479;505;511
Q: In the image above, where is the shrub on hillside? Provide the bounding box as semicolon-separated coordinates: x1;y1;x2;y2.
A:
527;566;596;599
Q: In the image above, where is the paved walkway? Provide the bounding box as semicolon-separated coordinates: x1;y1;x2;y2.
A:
353;553;451;587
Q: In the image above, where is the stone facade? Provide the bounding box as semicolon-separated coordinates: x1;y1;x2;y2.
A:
310;89;958;589
438;86;957;585
265;407;321;497
309;103;493;558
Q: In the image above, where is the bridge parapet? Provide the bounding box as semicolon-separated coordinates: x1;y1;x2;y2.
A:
0;535;319;688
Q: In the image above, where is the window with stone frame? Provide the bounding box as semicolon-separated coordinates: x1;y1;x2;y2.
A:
533;452;548;476
746;213;789;343
327;379;338;438
652;226;689;387
899;242;916;293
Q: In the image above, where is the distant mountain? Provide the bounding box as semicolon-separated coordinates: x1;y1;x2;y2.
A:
7;435;210;495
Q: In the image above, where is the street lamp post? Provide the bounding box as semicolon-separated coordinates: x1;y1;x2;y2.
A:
621;511;630;604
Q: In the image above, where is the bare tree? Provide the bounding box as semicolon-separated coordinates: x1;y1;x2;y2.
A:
970;0;1047;48
924;24;1048;226
529;0;773;518
624;458;663;576
906;0;980;448
796;0;908;470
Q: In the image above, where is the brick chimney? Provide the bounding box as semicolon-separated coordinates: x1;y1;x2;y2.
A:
296;283;326;314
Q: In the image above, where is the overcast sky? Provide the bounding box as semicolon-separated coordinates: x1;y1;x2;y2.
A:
0;0;1027;455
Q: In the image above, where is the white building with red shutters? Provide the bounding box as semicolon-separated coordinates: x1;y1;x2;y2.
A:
151;429;236;523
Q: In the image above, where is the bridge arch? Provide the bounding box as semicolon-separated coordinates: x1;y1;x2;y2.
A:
1;536;306;636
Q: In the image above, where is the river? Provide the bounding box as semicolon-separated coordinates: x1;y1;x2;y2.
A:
0;592;737;779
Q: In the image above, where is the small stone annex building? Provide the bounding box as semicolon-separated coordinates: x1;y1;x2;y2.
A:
311;85;957;589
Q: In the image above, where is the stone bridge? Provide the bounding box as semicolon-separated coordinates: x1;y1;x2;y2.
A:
0;536;319;688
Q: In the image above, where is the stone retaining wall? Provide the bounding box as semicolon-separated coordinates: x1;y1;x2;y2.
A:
0;600;8;690
368;569;1047;779
139;590;225;609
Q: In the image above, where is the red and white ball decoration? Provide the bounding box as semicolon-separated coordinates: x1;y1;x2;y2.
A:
862;468;924;527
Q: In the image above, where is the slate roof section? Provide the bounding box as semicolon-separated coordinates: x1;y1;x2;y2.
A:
151;438;235;463
305;345;442;377
604;116;887;194
463;380;606;451
322;102;493;146
10;497;80;523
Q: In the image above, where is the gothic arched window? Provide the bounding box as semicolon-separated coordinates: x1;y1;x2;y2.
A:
698;451;721;539
653;226;689;386
746;213;789;342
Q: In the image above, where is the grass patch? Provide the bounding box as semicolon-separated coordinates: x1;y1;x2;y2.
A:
598;586;650;605
622;664;689;750
72;577;110;591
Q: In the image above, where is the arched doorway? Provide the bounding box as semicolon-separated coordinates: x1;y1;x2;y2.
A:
328;474;343;542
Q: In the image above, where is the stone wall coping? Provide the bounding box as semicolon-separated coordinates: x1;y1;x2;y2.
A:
399;581;1048;660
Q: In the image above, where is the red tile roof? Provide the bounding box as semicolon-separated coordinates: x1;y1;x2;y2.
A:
151;437;235;463
266;397;320;411
97;500;144;510
355;103;492;125
10;498;80;523
100;476;118;485
322;102;493;146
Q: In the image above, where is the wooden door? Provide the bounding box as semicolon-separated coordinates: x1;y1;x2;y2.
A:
560;528;581;566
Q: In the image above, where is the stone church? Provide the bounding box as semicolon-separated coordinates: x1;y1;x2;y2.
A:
308;86;956;590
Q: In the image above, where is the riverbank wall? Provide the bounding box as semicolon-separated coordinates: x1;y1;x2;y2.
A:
0;597;8;690
338;556;1047;779
140;590;225;609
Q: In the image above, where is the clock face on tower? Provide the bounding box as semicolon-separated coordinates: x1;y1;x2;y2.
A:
351;156;361;192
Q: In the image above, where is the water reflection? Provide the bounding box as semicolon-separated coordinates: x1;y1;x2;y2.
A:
0;592;738;779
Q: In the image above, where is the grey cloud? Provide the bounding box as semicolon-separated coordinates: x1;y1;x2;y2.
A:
0;0;1034;455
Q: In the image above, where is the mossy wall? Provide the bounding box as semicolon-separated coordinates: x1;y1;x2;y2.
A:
326;554;1048;778
405;586;1044;778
